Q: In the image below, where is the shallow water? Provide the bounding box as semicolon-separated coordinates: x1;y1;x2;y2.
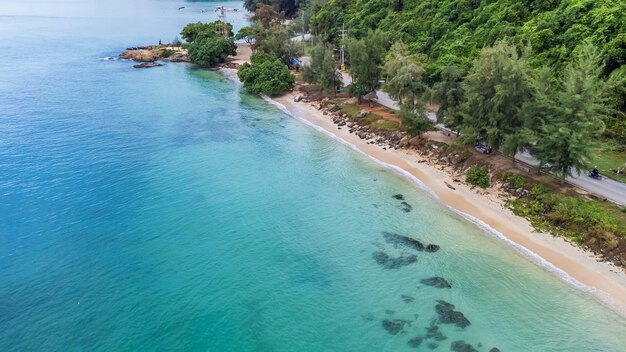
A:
1;1;625;351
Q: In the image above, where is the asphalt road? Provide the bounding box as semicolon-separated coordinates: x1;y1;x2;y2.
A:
338;71;626;205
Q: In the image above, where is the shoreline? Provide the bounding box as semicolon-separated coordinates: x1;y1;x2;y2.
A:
217;66;626;317
269;91;626;318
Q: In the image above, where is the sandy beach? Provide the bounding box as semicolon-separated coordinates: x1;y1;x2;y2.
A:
267;92;626;317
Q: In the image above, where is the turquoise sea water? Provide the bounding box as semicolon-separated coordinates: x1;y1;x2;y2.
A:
1;1;625;350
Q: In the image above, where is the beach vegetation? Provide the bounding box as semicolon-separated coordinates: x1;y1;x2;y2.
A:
466;165;490;188
188;36;237;66
238;51;294;96
371;120;400;131
398;106;432;136
235;26;255;44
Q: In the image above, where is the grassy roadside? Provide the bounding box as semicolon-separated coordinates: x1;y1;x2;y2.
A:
589;142;626;184
497;171;626;265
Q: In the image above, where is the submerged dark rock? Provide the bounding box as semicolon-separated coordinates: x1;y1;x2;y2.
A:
400;201;413;212
381;319;410;335
489;348;501;352
401;294;415;303
435;300;470;328
393;194;405;200
383;232;424;251
425;321;447;341
427;342;439;350
372;251;417;269
421;277;452;289
407;336;423;348
425;244;440;253
451;341;479;352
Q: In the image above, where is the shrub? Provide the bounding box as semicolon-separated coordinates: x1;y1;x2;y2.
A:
499;172;526;190
160;49;174;58
466;165;490;188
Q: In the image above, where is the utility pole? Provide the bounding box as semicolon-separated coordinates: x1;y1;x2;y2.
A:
340;22;346;71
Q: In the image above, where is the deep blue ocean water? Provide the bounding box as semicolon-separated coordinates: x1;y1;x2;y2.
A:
1;0;625;351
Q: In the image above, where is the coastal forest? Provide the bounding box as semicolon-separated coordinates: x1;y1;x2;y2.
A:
231;0;626;266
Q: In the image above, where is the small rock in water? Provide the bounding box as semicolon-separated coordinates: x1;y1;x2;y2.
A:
400;201;413;212
421;277;451;289
451;340;479;352
401;294;415;303
407;336;423;348
489;348;501;352
425;244;440;253
427;342;438;350
385;309;396;315
382;231;424;251
435;300;470;328
381;319;409;335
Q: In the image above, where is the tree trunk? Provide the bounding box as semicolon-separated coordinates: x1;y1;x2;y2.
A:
512;151;516;166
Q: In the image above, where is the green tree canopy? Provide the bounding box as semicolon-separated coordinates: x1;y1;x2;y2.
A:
347;30;387;101
238;51;295;96
460;42;534;161
188;36;237;66
432;65;465;134
302;43;342;92
383;42;429;111
181;21;233;43
533;41;609;182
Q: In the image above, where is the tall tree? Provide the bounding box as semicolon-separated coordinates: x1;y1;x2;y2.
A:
347;31;386;102
302;43;342;92
460;42;533;162
432;65;465;135
383;42;429;110
251;4;285;28
532;41;608;183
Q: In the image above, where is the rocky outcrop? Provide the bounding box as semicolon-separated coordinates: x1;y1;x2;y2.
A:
133;62;163;69
120;45;189;67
